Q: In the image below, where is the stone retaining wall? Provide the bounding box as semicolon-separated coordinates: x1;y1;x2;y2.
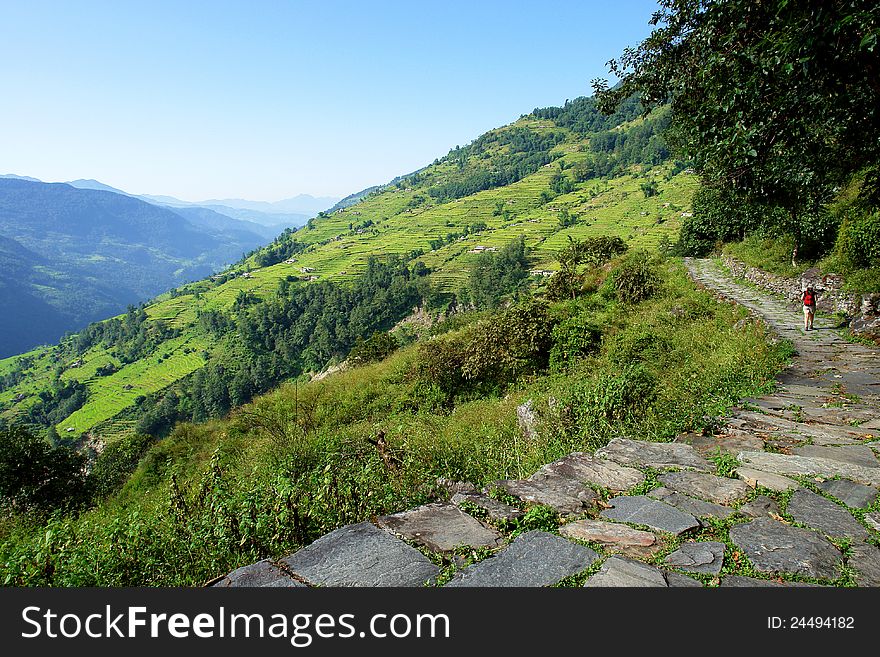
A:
721;255;880;342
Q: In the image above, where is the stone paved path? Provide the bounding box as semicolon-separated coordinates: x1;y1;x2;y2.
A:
213;259;879;588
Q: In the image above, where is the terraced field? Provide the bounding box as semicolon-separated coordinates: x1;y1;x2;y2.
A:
0;111;696;442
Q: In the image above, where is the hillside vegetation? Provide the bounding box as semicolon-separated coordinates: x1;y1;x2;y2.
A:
0;96;697;448
0;249;789;585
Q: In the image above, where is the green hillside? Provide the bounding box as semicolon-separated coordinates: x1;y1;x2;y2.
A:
0;96;696;446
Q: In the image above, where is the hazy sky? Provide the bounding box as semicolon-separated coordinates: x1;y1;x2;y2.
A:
0;0;660;202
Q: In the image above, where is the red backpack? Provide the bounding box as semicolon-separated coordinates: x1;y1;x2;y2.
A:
803;290;815;306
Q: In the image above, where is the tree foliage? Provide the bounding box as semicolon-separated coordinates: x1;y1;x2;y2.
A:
595;0;880;255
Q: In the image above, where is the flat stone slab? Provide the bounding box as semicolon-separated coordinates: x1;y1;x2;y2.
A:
584;556;702;587
446;531;597;587
212;560;304;588
730;518;842;580
451;492;524;522
736;467;800;492
535;452;644;492
601;495;699;535
559;519;660;558
739;495;780;519
597;438;712;472
659;471;750;504
648;487;738;521
738;451;880;487
282;522;439;587
494;472;597;515
849;543;880;587
664;541;725;575
816;479;878;509
865;512;880;532
675;431;763;457
785;489;869;541
377;503;503;553
791;445;880;469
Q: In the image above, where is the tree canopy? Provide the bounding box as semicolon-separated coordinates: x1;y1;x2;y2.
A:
594;0;880;222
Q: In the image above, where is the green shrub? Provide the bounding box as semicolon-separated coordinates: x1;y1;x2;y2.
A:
0;426;90;512
605;328;670;365
549;314;602;371
836;207;880;267
349;331;399;365
610;251;662;304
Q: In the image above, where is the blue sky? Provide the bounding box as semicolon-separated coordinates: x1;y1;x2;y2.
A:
0;0;660;201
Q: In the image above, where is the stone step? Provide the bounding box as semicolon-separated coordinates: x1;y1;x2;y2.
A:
583;556;702;587
738;450;880;487
664;541;725;575
445;531;597;587
493;471;597;516
450;492;524;522
280;522;439;587
648;487;739;523
785;489;869;541
534;452;645;492
658;471;750;504
558;519;660;558
377;503;504;553
816;479;878;509
601;495;700;535
730;517;842;580
211;559;305;588
596;437;712;472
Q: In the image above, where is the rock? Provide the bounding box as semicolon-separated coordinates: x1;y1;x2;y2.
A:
864;512;880;532
675;431;763;457
601;495;699;535
658;471;750;504
735;466;800;492
739;495;780;519
377;503;504;553
446;531;598;587
494;472;597;515
597;438;712;472
848;543;880;587
516;399;539;441
816;479;879;509
648;487;738;521
729;518;842;580
558;519;660;558
212;560;304;587
437;478;477;495
282;522;439;587
785;489;869;541
737;451;880;487
664;541;725;575
534;452;644;492
451;492;524;522
583;556;701;587
791;445;880;469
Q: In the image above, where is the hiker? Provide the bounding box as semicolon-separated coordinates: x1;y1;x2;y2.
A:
802;285;817;331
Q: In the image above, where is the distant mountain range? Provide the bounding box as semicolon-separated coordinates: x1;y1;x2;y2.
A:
2;174;340;229
0;178;298;356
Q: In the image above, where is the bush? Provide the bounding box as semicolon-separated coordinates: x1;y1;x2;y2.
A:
605;328;670;365
836;207;880;267
549;314;602;371
349;331;399;365
611;251;662;304
0;426;90;511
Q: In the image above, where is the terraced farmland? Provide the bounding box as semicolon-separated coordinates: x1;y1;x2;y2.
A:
0;107;696;443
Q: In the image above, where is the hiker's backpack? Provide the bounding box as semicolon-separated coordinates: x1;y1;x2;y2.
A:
803;290;815;306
